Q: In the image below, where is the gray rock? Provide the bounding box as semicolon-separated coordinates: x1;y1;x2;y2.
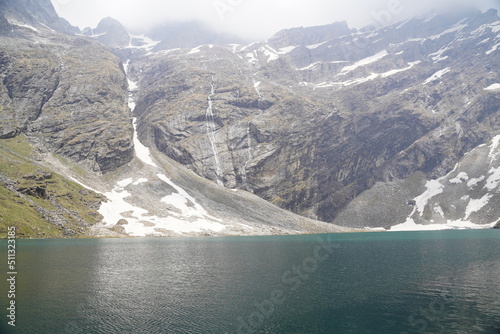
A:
0;9;134;173
128;8;500;223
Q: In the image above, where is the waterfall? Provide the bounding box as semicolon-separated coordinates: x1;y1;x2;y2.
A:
205;77;224;187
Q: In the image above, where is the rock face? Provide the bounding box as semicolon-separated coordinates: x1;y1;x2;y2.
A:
335;135;500;230
0;0;78;35
127;8;500;223
0;3;134;172
85;17;131;49
1;0;499;236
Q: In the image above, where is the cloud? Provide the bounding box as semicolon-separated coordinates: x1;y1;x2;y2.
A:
51;0;500;40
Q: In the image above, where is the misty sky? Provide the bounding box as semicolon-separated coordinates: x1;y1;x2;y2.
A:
51;0;500;40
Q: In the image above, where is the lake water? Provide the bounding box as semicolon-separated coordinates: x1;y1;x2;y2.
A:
1;230;499;334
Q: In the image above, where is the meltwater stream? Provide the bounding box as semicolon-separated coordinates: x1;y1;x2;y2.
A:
1;230;499;334
205;77;224;187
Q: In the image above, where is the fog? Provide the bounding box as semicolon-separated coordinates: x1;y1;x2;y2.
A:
51;0;500;40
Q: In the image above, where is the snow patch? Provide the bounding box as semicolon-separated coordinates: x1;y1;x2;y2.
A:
364;227;387;232
156;173;209;217
485;167;500;191
13;23;39;32
299;62;322;71
484;83;500;91
68;177;100;193
39;23;55;32
306;41;328;49
414;179;444;215
279;46;298;54
486;43;499;55
98;175;225;236
246;52;257;64
390;217;494;231
467;176;485;188
465;194;492;219
188;46;202;54
315;61;418;88
449;172;469;184
423;68;450;84
117;178;134;188
133;178;148;185
128;34;160;51
433;204;445;218
339;50;388;75
428;24;467;40
133;118;158;167
489;135;500;162
429;47;449;62
260;45;279;62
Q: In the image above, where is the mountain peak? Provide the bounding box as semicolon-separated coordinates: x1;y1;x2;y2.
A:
0;0;78;35
90;16;130;48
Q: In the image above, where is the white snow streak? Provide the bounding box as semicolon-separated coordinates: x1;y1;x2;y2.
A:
465;194;492;219
390;219;495;231
489;135;500;162
415;179;444;215
133;118;158;167
423;68;451;84
484;83;500;91
97;174;225;236
467;176;485;188
449;172;469;184
306;41;328;49
128;34;160;51
314;61;418;88
339;50;388;75
279;46;298;54
485;167;500;191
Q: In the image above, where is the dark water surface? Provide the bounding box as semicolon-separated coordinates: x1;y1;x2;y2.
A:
1;230;499;333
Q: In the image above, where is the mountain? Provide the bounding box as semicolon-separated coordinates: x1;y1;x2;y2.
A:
127;8;500;228
0;0;348;238
0;1;499;238
0;0;78;35
0;0;134;237
82;17;130;49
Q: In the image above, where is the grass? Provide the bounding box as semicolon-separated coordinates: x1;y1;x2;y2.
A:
0;135;104;239
0;186;61;238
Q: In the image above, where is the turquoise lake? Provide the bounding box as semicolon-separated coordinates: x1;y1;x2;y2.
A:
1;230;499;333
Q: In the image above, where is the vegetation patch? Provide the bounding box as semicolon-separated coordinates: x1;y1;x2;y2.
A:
0;135;104;239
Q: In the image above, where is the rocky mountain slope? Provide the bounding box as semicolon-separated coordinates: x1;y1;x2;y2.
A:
122;8;499;227
0;0;350;238
0;0;498;238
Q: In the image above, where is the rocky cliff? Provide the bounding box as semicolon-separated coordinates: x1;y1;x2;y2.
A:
126;9;500;225
0;1;134;173
1;1;499;238
0;0;134;237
